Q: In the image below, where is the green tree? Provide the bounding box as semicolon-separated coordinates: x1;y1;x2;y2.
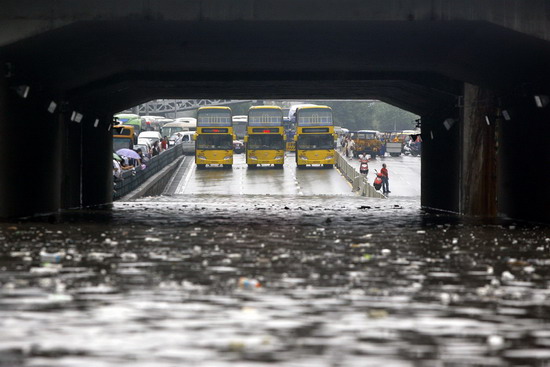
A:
312;100;418;132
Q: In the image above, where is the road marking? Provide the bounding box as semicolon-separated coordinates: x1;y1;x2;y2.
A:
164;157;186;195
175;160;196;195
239;162;244;195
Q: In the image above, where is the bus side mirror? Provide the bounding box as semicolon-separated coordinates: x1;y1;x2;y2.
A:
293;135;298;141
192;134;197;141
233;134;237;140
243;136;248;143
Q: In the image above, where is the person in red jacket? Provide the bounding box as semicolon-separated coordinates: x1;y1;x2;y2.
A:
381;163;390;194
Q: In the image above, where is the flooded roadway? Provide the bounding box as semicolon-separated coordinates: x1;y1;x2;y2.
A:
175;154;354;196
1;154;549;367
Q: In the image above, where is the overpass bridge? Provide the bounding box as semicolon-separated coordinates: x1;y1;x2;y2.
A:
122;99;252;116
0;0;549;222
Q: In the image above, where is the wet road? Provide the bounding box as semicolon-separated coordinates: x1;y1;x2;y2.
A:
344;153;421;197
1;153;549;367
176;154;354;196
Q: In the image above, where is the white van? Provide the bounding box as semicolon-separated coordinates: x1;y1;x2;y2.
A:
169;131;195;155
161;118;197;137
137;131;163;145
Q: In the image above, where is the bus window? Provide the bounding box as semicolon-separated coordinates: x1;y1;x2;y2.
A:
196;134;233;150
297;134;334;150
248;135;285;150
297;109;333;126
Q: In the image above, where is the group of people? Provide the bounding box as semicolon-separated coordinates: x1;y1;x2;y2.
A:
339;134;391;194
113;135;176;180
340;135;355;158
113;148;147;180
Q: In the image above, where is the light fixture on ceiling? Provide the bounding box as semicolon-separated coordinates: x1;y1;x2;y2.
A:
71;111;83;123
534;95;549;108
443;118;455;131
48;101;57;114
15;85;30;98
501;110;511;121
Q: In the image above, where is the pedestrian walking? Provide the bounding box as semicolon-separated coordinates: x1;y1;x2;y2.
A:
348;138;355;158
381;163;390;194
343;137;349;158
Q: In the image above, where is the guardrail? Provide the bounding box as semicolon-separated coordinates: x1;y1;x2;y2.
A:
335;150;386;199
113;144;183;200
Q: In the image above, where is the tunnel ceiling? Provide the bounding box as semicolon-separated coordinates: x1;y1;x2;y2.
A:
4;20;550;115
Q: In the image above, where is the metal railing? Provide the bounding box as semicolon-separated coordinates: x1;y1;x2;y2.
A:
335;150;386;199
113;145;183;200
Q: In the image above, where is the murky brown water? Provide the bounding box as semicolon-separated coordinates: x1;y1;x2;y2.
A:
1;195;549;366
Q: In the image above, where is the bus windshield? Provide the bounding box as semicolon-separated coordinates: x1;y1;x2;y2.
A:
297;109;333;126
297;134;334;150
196;134;233;150
248;110;283;126
248;135;285;150
113;137;133;151
197;111;232;127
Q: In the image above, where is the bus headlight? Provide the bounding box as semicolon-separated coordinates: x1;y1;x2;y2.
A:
325;156;334;160
299;156;308;161
223;156;232;161
274;156;283;160
198;155;207;160
249;156;258;160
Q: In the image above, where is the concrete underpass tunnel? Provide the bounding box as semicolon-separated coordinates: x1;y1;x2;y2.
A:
1;19;549;222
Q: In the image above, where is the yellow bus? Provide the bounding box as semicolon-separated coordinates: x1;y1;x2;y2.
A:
194;106;234;169
244;106;285;169
294;105;336;169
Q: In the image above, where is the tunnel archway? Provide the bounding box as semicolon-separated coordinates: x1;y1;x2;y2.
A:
1;19;549;221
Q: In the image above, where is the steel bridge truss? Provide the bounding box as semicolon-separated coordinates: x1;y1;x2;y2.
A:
123;100;252;116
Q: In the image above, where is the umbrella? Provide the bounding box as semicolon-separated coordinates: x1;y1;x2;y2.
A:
116;148;141;159
113;153;122;161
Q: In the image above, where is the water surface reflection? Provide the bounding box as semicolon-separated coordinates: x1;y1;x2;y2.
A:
1;195;549;366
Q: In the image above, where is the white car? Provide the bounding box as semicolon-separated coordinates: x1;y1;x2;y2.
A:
137;131;163;145
169;131;195;155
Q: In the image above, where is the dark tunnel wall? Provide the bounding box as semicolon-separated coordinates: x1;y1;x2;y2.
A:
498;96;550;223
0;76;62;217
1;18;550;222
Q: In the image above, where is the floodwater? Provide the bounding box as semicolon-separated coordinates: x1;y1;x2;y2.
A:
1;195;549;367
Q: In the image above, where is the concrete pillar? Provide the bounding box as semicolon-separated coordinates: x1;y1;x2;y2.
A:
60;110;82;209
421;112;461;214
0;75;62;218
82;115;112;207
497;94;550;223
461;83;498;217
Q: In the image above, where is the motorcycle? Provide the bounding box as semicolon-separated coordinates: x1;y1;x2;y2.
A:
373;169;383;191
409;142;421;156
358;154;369;175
